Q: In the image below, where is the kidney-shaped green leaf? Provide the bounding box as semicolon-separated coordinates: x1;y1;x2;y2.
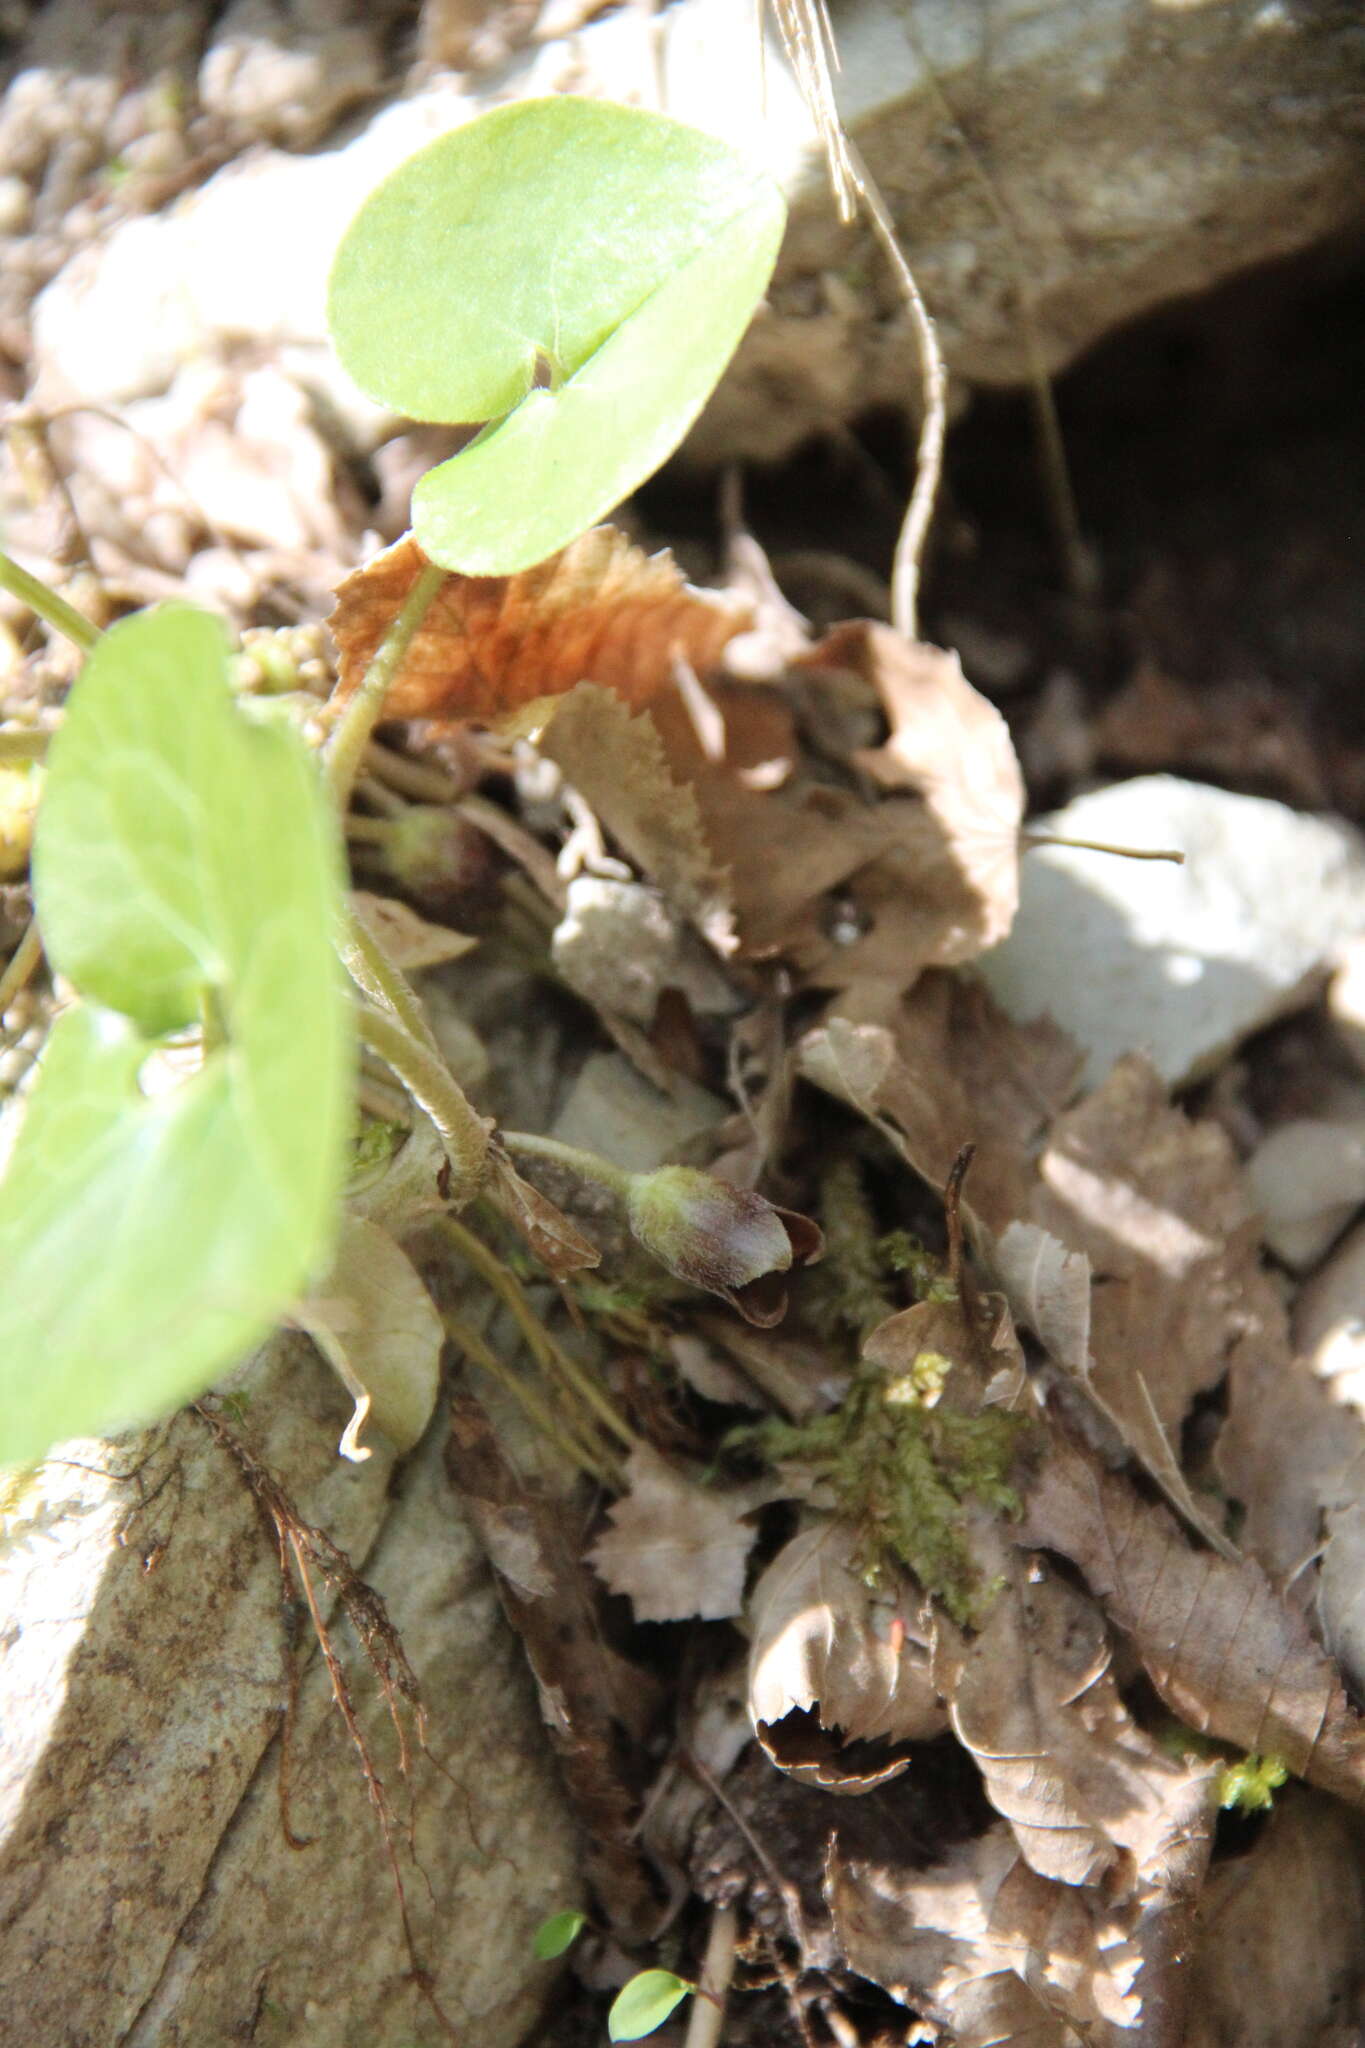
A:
607;1970;694;2042
1;604;353;1468
327;98;785;574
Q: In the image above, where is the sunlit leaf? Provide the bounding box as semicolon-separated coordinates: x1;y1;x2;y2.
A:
607;1969;694;2041
532;1909;586;1961
1;605;352;1467
327;99;785;574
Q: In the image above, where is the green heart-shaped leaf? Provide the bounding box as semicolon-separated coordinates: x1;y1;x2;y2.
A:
327;98;785;574
1;605;352;1467
607;1970;694;2041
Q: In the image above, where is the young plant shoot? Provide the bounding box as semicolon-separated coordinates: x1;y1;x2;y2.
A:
0;97;787;1469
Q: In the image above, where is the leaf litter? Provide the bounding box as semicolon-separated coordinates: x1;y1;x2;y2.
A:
10;376;1363;2033
305;503;1365;2043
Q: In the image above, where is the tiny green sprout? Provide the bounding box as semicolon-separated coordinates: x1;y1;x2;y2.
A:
533;1908;586;1961
327;97;786;575
1218;1752;1289;1813
608;1969;696;2042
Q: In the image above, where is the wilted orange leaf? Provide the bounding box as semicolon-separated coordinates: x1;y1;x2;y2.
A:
329;526;751;721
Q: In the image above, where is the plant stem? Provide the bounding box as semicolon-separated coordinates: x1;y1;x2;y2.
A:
684;1904;737;2048
845;140;947;644
499;1128;632;1199
344;813;395;845
0;916;42;1022
445;1310;619;1486
365;737;462;805
355;1003;489;1204
439;1210;640;1455
341;904;440;1053
325;560;445;810
1022;832;1185;865
0;549;100;655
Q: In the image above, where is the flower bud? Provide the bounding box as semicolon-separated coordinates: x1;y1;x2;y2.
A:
382;805;499;918
625;1165;823;1327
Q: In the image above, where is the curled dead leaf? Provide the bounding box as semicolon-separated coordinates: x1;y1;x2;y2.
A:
483;1145;601;1278
748;1522;947;1791
802;620;1025;966
830;1755;1216;2048
937;1540;1211;1892
328;526;751;721
293;1214;444;1458
798;974;1081;1239
533;682;735;954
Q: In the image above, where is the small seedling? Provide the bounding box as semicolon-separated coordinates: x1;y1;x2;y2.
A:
608;1968;696;2041
1218;1751;1289;1813
532;1908;587;1960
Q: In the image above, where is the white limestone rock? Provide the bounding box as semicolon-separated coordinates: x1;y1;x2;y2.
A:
0;1336;580;2048
979;777;1365;1089
26;0;1365;462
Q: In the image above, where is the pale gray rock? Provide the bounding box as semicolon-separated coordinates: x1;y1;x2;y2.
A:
25;0;1365;461
552;876;741;1027
553;1050;724;1176
198;0;382;148
1247;1115;1365;1271
0;1337;580;2048
1295;1217;1365;1394
979;777;1365;1089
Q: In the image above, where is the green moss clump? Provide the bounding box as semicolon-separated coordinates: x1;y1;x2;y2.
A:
735;1359;1028;1625
1218;1752;1289;1813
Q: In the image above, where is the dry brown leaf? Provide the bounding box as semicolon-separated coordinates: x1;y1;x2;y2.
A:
798;973;1082;1237
587;1445;768;1624
1185;1791;1365;2048
1019;1432;1365;1808
648;680;895;964
532;683;736;953
812;620;1024;960
696;1313;851;1421
1321;1493;1365;1695
1215;1330;1353;1585
1218;1230;1365;1692
938;1544;1213;1892
1035;1059;1267;1460
293;1214;444;1459
991;1217;1237;1559
748;1523;946;1789
648;631;1024;992
987;1222;1093;1382
482;1145;602;1279
830;1771;1215;2048
350;889;478;971
328;526;751;719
